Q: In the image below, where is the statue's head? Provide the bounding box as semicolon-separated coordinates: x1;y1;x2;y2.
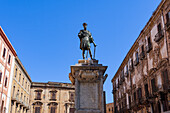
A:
83;23;87;30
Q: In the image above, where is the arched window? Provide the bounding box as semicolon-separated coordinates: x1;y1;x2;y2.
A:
48;102;57;113
33;102;43;113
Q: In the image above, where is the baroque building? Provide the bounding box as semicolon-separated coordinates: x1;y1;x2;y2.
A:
112;0;170;113
8;57;32;113
0;27;17;113
30;82;75;113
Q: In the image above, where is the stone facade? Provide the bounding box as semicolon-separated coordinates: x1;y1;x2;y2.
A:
30;82;75;113
0;27;17;113
112;0;170;113
8;57;32;113
69;59;108;113
106;103;114;113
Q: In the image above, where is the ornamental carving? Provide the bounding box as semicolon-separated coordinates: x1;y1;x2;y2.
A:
76;70;99;82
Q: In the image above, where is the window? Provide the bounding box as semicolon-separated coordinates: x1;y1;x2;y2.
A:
129;96;131;106
22;78;24;86
4;77;8;87
13;86;15;97
136;52;139;61
148;37;151;45
157;23;162;33
36;91;42;100
21;93;23;100
137;88;142;100
151;78;157;93
24;96;26;102
140;45;145;60
134;92;136;102
28;85;29;91
134;52;139;66
126;65;128;76
50;107;56;113
1;100;4;113
16;89;19;97
15;68;17;78
162;69;169;84
69;92;75;102
145;84;149;98
141;45;144;53
8;55;11;64
2;48;6;58
166;11;170;29
19;73;21;82
70;108;75;113
121;70;125;81
51;92;56;100
166;12;170;23
35;107;40;113
0;72;2;83
25;81;27;89
146;37;152;52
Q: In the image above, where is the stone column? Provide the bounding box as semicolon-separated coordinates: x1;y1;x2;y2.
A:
69;60;108;113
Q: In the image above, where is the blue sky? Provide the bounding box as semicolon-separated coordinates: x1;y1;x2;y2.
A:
0;0;161;103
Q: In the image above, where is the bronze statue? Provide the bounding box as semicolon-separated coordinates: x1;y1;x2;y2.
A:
78;23;96;59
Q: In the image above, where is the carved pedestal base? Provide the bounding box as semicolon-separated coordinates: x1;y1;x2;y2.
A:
69;59;107;113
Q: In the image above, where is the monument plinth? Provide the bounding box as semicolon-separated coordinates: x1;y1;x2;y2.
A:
69;59;108;113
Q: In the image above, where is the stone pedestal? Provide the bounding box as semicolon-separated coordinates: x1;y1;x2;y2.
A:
69;60;108;113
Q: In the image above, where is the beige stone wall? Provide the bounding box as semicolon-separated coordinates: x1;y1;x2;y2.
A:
30;82;75;113
8;57;32;113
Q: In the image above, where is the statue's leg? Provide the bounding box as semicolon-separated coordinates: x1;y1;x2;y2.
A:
82;49;85;59
89;49;93;59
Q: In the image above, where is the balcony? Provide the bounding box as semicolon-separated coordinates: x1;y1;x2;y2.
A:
139;52;145;60
146;43;152;53
134;58;139;66
154;30;164;42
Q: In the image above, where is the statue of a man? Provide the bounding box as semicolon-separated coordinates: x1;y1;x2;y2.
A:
78;23;96;59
